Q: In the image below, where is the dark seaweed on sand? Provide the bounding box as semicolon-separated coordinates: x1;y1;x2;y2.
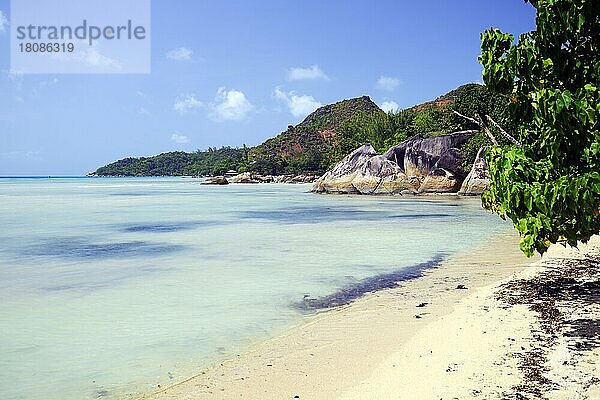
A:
497;251;600;400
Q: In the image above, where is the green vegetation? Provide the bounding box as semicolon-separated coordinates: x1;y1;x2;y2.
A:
326;111;411;166
93;84;509;177
93;147;248;176
480;0;599;256
327;83;510;168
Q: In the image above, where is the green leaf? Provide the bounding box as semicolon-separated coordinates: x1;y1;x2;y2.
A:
479;0;600;256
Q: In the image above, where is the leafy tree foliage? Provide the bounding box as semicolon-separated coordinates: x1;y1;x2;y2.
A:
328;111;412;164
480;0;599;255
411;107;456;136
452;83;515;133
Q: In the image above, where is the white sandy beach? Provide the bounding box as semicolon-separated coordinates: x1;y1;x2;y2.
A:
138;232;599;400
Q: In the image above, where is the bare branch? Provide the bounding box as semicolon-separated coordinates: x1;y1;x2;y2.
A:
453;110;499;146
453;110;481;127
476;114;499;146
448;129;480;135
485;115;521;146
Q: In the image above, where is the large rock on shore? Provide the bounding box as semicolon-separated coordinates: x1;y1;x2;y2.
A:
351;155;419;194
312;132;477;195
458;147;490;195
384;132;474;178
228;172;259;184
202;176;229;185
311;145;378;193
419;168;463;193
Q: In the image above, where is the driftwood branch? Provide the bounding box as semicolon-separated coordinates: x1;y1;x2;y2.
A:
485;115;521;146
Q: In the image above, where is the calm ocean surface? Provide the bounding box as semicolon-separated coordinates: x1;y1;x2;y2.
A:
0;177;510;399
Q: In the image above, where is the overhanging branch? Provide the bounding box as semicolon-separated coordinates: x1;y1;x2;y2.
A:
485;115;521;146
453;110;480;127
449;129;480;135
453;110;522;147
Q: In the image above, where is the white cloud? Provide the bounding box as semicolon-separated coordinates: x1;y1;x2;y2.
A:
287;65;329;81
171;132;190;144
380;100;399;113
138;107;150;115
209;88;254;121
274;87;322;119
174;94;204;114
0;10;8;33
166;47;193;61
376;76;401;91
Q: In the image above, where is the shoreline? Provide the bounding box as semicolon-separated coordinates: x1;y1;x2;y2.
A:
138;230;547;400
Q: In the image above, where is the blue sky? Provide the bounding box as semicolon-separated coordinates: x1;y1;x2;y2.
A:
0;0;536;175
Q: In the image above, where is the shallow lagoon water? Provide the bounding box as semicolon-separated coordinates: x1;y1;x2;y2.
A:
0;177;510;399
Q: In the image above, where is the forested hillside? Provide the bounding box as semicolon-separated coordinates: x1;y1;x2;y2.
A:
92;83;510;177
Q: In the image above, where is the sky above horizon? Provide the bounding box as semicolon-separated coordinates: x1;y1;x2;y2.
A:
0;0;537;175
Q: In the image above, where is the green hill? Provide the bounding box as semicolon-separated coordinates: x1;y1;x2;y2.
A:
247;96;384;174
91;83;509;177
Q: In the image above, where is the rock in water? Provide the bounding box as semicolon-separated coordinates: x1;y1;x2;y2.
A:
228;172;259;184
458;147;490;195
201;176;229;185
311;144;377;193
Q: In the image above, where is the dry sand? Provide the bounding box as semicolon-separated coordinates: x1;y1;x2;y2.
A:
139;232;599;400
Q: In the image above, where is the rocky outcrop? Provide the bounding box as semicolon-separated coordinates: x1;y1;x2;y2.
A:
419;168;463;193
312;145;378;194
228;172;259;184
202;176;229;185
312;131;480;195
458;147;490;195
384;132;474;178
226;172;319;184
311;145;417;194
351;155;420;194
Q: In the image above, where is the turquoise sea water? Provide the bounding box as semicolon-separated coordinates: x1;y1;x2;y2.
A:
0;177;510;400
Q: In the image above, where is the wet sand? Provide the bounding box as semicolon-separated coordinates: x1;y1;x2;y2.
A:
138;232;599;399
